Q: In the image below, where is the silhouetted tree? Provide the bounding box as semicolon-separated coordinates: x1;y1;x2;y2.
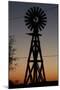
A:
9;35;16;70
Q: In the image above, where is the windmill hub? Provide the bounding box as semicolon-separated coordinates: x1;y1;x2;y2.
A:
33;16;39;23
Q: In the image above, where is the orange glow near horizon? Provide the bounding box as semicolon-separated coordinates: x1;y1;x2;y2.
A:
9;56;58;84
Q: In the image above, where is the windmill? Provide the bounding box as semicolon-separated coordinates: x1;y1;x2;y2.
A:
24;7;47;84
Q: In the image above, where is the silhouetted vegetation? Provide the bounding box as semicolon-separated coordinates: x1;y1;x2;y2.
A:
9;80;58;89
9;35;16;70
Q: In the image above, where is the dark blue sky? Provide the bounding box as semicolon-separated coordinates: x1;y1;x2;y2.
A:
9;1;58;57
9;1;58;82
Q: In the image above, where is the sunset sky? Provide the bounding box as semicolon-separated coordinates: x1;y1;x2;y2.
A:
9;1;58;84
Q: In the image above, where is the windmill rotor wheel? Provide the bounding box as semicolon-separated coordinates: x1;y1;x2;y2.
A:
25;7;47;32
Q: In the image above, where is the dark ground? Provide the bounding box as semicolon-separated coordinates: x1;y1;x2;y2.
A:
9;80;58;89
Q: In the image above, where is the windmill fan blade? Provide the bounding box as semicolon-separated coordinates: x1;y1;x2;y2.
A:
42;19;47;22
26;12;31;16
30;8;34;13
42;22;46;26
28;9;32;15
40;11;44;16
41;19;47;22
39;26;42;31
26;22;30;25
28;24;32;29
42;13;46;17
24;16;29;19
40;24;44;29
43;20;47;22
33;7;35;12
30;26;33;31
42;17;47;19
25;19;29;22
39;8;42;14
36;7;39;12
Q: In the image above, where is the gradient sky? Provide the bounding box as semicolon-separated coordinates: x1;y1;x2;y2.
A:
9;1;58;84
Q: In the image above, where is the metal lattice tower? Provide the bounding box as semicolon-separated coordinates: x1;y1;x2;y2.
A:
24;7;47;84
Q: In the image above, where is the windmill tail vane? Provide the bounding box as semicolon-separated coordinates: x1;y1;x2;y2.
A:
24;7;47;84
